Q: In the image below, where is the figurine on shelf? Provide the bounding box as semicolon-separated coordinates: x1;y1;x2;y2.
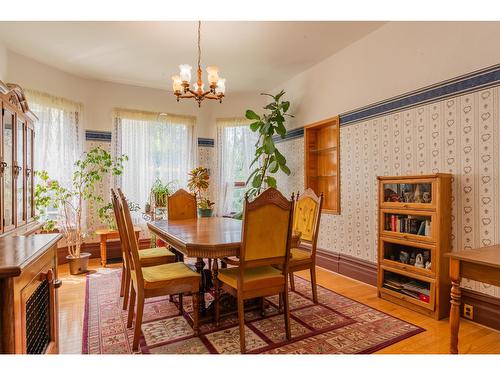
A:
415;253;425;268
422;191;432;203
385;188;402;202
409;251;416;266
414;184;423;203
403;191;413;203
399;250;410;264
425;261;432;270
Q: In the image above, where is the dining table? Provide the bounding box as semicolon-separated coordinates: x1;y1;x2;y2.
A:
147;216;300;319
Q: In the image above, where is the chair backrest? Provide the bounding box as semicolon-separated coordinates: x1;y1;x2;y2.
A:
239;188;294;271
167;189;197;220
292;188;323;253
116;188;145;288
110;189;133;271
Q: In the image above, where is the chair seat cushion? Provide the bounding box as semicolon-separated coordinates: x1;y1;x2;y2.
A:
217;266;285;290
141;262;200;289
138;247;176;266
290;247;312;262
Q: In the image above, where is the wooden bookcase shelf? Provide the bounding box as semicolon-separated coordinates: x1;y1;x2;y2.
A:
304;116;340;214
377;174;452;320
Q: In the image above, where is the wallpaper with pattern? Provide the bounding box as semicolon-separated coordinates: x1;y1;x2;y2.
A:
275;86;500;297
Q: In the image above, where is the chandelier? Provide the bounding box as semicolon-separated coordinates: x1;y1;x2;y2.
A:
171;21;225;107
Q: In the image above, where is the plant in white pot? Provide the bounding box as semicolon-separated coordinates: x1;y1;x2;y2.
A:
35;146;127;274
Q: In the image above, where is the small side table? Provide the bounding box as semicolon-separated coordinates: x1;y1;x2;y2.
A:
95;227;141;267
445;245;500;354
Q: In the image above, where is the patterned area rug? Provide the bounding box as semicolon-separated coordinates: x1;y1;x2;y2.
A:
82;268;424;354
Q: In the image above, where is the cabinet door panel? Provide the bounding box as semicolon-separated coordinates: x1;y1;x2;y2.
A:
16;119;26;226
26;127;34;220
2;110;15;230
15;120;25;226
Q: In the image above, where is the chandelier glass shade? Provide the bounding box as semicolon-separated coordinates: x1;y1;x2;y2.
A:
172;21;225;107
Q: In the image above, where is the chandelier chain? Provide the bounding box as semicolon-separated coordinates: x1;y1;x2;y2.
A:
197;20;201;70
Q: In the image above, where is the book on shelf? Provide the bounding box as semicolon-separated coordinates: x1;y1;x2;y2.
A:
425;220;431;236
386;215;430;236
417;221;426;235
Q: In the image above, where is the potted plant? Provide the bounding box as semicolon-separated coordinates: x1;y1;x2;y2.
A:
97;200;140;230
187;166;215;217
35;146;127;275
150;178;176;207
244;90;293;200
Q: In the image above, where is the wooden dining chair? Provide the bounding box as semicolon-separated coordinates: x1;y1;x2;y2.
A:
111;189;177;310
214;187;295;354
288;188;323;303
113;189;201;351
166;188;198;264
167;188;197;220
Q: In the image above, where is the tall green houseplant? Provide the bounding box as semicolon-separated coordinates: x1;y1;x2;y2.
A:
35;146;127;273
245;90;293;199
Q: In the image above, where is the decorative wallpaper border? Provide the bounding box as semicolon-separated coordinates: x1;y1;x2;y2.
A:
340;63;500;125
273;63;500;141
273;127;304;144
198;137;215;147
86;130;112;142
85;130;216;149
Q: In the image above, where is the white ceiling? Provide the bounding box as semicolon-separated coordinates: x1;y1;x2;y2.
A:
0;21;384;93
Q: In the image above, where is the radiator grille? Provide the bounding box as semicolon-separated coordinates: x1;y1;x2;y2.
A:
25;279;51;354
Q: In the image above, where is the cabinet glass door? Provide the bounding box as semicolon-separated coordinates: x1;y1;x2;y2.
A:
16;119;26;226
2;110;15;230
26;127;34;220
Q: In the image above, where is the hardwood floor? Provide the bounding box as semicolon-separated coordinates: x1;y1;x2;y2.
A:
57;258;500;354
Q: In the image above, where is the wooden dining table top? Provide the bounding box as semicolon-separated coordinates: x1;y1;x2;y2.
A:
147;216;300;259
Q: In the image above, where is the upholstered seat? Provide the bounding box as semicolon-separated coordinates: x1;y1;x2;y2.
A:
217;266;285;290
138;247;176;266
290;247;312;261
140;262;200;288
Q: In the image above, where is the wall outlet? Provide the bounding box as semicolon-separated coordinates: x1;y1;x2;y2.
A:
463;303;474;320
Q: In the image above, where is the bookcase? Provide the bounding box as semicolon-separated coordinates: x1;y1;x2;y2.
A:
377;174;452;320
304;116;340;214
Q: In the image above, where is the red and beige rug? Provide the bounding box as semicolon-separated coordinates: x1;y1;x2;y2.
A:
82;268;424;354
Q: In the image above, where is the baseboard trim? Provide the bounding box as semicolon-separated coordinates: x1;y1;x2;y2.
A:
57;238;151;265
316;247;500;330
316;248;378;286
461;289;500;331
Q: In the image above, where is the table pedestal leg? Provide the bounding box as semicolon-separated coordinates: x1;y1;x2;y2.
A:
195;257;206;315
100;236;107;267
449;258;461;354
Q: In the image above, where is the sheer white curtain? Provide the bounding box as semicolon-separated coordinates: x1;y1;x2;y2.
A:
216;118;258;216
114;108;196;222
26;89;84;191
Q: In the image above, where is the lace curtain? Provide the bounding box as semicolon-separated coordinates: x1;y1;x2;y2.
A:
114;108;196;222
216;117;258;216
25;89;84;234
26;89;84;190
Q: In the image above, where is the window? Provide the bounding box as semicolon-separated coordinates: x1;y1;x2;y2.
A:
27;90;84;220
217;118;258;215
114;109;196;221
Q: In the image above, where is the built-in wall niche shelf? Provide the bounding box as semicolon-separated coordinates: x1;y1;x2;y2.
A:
304;116;340;214
377;174;452;320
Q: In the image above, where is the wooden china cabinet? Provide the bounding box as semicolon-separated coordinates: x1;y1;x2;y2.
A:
0;80;62;354
0;80;37;236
